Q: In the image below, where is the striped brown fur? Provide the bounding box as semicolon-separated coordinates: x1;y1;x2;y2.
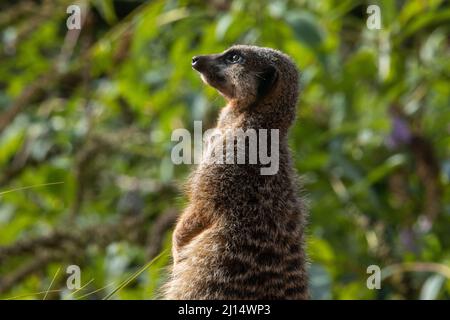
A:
163;45;308;299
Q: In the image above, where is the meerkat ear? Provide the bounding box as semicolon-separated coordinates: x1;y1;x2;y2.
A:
257;66;278;98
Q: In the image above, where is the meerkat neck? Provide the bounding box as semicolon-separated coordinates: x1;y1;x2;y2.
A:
219;100;293;135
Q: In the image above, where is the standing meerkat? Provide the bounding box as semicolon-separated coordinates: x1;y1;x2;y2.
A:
163;45;308;299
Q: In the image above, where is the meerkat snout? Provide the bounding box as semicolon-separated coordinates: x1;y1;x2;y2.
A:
191;55;200;65
191;53;233;98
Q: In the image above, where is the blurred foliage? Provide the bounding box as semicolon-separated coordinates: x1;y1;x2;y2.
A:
0;0;449;300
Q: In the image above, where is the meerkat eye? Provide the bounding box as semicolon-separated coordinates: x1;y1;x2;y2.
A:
226;54;243;64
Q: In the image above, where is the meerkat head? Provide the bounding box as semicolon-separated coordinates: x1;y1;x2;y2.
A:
191;45;299;112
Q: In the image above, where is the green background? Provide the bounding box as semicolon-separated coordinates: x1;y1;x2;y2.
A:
0;0;449;299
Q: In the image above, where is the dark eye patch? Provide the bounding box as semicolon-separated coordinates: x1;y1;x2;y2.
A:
224;51;244;64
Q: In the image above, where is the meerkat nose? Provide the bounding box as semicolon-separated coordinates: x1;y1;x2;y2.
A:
192;56;200;66
192;55;206;71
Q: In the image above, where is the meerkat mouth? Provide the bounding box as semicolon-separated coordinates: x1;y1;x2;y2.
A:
199;73;210;85
191;54;224;84
191;54;235;99
196;69;231;98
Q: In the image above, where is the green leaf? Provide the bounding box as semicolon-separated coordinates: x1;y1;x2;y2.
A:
286;12;324;49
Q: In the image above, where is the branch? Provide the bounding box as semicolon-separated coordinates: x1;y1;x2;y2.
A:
0;208;179;295
0;251;64;294
382;262;450;280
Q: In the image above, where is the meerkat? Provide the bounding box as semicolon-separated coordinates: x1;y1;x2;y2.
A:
163;45;308;299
